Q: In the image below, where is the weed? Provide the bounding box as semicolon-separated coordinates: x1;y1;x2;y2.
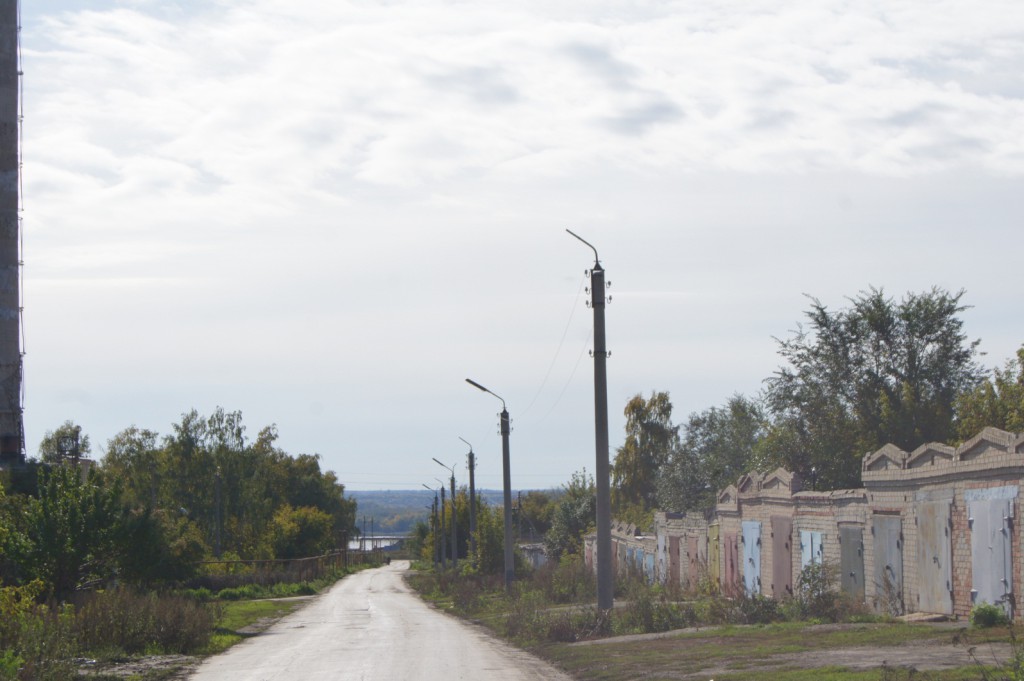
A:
74;588;217;655
972;603;1011;629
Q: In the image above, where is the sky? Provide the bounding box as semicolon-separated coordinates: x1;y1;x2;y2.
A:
18;0;1024;491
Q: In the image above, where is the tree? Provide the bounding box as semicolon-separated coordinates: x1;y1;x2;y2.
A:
955;345;1024;439
612;392;678;516
471;500;507;575
763;287;984;489
103;426;162;507
23;466;121;599
266;505;335;559
517;490;554;541
658;394;768;512
37;420;91;463
545;470;596;561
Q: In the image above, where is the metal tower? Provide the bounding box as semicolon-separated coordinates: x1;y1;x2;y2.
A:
0;0;23;466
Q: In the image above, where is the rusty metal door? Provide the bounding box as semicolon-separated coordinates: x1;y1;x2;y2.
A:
872;514;904;615
742;520;762;595
669;535;681;586
916;500;953;615
969;497;1014;613
723;531;738;594
771;516;793;599
709;525;721;589
839;525;864;601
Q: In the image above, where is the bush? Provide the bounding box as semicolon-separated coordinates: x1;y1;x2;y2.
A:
0;581;77;681
971;602;1010;628
734;592;782;624
217;584;261;601
536;554;594;604
74;588;217;654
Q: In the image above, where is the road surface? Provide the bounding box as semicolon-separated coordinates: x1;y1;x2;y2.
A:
189;560;574;681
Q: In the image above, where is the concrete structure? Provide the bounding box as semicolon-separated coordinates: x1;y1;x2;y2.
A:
0;0;22;467
586;427;1024;621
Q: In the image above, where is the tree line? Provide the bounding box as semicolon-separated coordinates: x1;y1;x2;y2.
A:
0;407;358;599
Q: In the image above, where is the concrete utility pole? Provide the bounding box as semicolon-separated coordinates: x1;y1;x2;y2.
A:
437;482;447;569
433;459;458;571
567;229;614;611
460;437;477;563
466;378;515;590
0;0;23;467
422;484;440;568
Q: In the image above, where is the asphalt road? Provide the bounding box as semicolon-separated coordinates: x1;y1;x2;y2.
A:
189;560;574;681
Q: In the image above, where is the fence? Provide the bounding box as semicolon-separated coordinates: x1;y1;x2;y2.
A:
189;548;383;591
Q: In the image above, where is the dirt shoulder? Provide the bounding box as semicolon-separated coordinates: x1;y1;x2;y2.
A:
545;622;1015;680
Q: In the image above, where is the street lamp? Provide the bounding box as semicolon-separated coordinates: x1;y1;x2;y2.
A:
465;377;514;589
433;458;458;571
567;228;614;611
459;436;477;562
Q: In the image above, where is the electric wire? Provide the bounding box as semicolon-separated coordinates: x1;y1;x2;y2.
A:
534;328;592;425
518;272;588;419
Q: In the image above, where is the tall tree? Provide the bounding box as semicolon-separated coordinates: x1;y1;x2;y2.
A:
545;470;596;561
37;420;91;463
955;345;1024;439
657;394;768;513
24;466;122;599
612;392;679;515
763;287;984;489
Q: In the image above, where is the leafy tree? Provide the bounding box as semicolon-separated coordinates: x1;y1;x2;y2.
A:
612;392;679;515
116;508;206;585
955;345;1024;439
763;287;984;489
0;482;31;585
37;421;91;464
658;394;768;512
103;426;162;507
545;470;596;561
23;466;121;599
100;409;358;561
471;500;506;575
267;505;335;559
517;490;554;541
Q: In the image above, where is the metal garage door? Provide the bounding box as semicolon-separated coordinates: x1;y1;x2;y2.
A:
839;525;864;601
772;516;793;599
916;500;953;615
872;514;904;615
968;491;1015;615
742;520;762;595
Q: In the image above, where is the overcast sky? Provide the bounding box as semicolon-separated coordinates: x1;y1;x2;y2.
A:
19;0;1024;491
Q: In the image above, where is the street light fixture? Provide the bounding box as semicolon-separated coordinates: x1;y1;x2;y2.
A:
433;458;458;571
459;436;477;562
465;377;514;589
567;228;613;611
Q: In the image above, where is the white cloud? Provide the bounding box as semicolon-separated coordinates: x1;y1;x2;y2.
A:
17;0;1024;488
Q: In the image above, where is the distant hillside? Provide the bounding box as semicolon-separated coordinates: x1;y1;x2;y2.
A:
346;489;532;535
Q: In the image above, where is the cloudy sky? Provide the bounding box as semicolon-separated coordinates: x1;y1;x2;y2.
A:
19;0;1024;491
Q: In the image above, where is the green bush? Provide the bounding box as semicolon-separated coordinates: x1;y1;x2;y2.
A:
734;592;783;624
971;602;1010;628
216;584;261;601
0;581;77;681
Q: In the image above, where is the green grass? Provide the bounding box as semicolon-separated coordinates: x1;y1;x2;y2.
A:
202;599;307;655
